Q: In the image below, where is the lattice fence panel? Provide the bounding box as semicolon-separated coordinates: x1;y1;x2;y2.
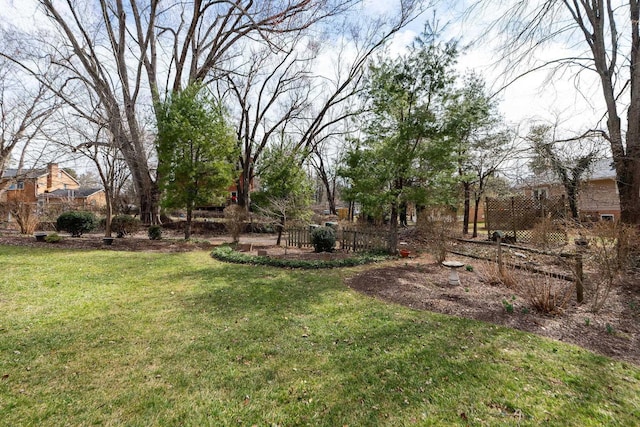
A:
485;196;568;246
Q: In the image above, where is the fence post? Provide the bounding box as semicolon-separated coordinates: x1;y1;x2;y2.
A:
511;196;517;243
353;229;357;252
485;197;491;239
497;235;504;275
575;252;584;303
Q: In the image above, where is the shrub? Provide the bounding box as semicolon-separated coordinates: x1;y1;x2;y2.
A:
224;204;247;243
148;225;162;240
311;226;336;253
418;207;456;263
56;211;97;237
586;221;638;312
111;214;141;237
476;260;518;288
45;233;62;243
517;271;572;314
1;196;40;235
530;216;566;250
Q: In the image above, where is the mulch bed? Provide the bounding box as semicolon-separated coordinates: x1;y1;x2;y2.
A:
346;249;640;366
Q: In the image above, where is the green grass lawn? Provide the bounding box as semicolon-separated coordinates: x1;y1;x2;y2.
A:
1;246;639;426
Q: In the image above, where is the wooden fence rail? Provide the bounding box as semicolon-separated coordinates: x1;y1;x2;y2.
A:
286;226;390;253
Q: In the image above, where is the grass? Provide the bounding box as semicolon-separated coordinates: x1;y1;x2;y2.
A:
1;246;639;426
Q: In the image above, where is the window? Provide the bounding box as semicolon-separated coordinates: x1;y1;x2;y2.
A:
600;214;614;221
9;181;25;190
533;188;548;200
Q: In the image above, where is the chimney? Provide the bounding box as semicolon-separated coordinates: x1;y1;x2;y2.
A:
47;163;58;191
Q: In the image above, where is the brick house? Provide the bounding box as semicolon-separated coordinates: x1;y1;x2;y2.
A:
522;158;620;221
1;163;106;216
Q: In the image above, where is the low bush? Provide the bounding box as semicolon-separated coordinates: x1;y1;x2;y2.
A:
518;271;572;314
311;226;335;253
224;205;247;243
111;214;141;237
211;246;387;269
476;260;518;288
45;233;62;243
56;211;97;237
148;225;162;240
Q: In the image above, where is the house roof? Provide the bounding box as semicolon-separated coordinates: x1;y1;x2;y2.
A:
41;188;104;199
1;168;47;179
588;158;616;180
521;157;616;187
2;165;82;186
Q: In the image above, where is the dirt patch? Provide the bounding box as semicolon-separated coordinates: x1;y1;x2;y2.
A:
346;252;640;366
0;231;217;253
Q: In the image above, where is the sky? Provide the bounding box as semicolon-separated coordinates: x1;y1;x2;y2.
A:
0;0;611;171
381;0;605;134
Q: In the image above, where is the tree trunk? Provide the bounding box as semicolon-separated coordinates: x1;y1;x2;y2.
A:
185;206;192;240
462;181;471;235
237;161;253;211
276;216;285;246
104;188;113;238
566;184;579;220
400;201;408;227
472;196;481;238
388;199;399;254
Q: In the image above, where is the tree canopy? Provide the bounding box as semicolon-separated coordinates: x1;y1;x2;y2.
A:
340;30;460;252
156;84;237;239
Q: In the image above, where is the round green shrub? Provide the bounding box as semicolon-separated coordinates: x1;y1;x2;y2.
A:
56;211;97;237
148;225;162;240
311;226;336;253
111;214;141;238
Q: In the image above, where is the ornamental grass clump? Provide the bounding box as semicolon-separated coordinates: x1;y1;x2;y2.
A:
311;226;336;253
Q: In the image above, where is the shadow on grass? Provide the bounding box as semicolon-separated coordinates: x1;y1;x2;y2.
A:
2;247;638;425
167;262;638;425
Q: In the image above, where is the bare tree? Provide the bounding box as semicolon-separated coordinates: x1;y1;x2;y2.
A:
219;39;315;209
526;122;602;220
51;115;131;238
472;1;640;224
3;0;361;224
0;57;59;196
217;1;427;211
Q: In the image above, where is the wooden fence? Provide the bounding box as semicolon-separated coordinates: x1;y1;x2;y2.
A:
286;227;314;248
340;227;389;253
286;226;389;253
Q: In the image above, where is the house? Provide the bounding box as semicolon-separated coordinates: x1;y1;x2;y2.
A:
1;163;106;216
522;158;619;221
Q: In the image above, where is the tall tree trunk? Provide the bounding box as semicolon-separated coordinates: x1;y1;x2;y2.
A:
566;183;579;220
623;0;640;224
185;206;192;240
237;161;253;211
104;188;113;238
472;195;481;238
276;216;285;246
462;181;471;235
388;199;399;254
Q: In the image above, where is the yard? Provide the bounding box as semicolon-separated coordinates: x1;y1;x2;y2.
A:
1;239;639;425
